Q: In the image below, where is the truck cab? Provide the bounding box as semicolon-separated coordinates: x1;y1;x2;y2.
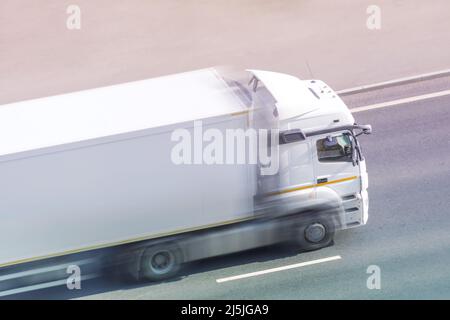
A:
247;70;370;229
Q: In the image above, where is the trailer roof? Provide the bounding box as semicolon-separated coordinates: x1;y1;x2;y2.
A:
0;69;247;157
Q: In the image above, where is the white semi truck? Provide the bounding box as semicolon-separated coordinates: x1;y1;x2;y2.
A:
0;68;371;290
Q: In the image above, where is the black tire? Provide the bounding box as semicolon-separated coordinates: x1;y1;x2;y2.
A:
293;216;335;251
139;243;182;281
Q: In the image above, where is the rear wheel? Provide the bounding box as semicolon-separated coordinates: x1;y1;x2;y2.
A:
140;243;182;281
294;216;335;251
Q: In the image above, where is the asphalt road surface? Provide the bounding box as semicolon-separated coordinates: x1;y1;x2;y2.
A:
2;0;450;104
6;75;450;300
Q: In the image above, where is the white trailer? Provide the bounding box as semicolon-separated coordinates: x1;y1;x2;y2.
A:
0;68;371;288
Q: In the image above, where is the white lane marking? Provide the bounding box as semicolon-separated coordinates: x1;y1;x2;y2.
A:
337;68;450;95
0;258;98;282
0;273;99;297
216;255;341;283
351;89;450;113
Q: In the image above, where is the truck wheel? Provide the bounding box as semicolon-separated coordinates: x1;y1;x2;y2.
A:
140;244;182;281
294;217;335;251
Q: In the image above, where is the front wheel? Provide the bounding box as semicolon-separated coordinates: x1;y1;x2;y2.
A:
293;217;335;251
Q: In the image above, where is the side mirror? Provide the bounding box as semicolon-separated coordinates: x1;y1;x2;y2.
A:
361;124;372;134
279;129;306;145
355;124;372;137
349;135;359;166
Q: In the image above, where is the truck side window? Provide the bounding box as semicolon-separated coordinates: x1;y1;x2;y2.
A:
316;133;352;162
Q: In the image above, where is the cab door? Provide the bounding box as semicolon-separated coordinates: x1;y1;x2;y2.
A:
312;131;360;198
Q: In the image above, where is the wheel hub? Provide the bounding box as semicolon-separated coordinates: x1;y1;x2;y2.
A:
304;223;326;243
150;251;174;274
